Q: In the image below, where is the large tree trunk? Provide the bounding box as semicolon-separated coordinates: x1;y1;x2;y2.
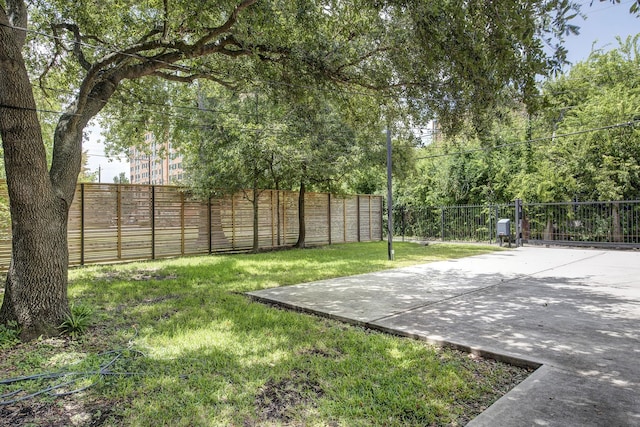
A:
0;9;76;339
0;7;97;340
0;196;71;340
295;180;306;248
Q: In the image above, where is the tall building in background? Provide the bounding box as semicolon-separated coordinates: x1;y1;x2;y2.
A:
129;133;183;185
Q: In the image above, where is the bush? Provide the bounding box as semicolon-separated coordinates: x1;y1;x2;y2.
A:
59;303;93;338
0;321;20;349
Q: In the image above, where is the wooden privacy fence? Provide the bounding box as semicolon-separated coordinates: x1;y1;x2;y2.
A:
0;183;383;268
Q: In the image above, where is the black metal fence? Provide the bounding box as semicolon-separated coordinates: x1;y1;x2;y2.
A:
394;200;640;248
523;201;640;247
394;204;515;243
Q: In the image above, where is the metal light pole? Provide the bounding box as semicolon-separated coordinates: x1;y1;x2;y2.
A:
386;128;394;261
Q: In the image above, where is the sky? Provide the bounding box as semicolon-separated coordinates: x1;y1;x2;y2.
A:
564;0;639;65
83;2;640;183
84;125;128;183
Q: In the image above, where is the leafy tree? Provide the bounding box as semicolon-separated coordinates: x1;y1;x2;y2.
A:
113;172;129;184
0;0;592;339
541;35;640;201
182;87;289;252
77;151;98;183
280;96;354;247
401;102;534;206
399;35;640;208
181;85;381;249
506;36;640;204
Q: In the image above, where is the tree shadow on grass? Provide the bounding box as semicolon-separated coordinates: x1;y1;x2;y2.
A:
61;263;532;426
54;246;541;425
115;306;528;426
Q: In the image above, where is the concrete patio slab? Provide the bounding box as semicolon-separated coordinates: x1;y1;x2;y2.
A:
247;247;640;426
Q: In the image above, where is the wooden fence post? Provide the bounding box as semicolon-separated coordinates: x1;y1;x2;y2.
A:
271;190;277;248
208;197;212;254
180;191;185;255
80;183;85;266
343;198;347;243
276;190;281;247
369;195;372;241
117;184;122;260
231;195;236;249
380;196;384;241
327;193;332;245
151;185;156;260
357;196;361;242
282;191;287;246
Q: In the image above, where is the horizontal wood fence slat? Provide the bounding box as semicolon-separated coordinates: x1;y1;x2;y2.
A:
0;182;382;269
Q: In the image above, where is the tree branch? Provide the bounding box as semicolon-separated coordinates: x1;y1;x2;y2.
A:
111;34;251;83
163;0;169;40
151;70;237;89
55;0;261;163
39;35;63;94
195;0;259;48
70;0;260;114
335;45;391;74
51;23;92;71
135;27;163;45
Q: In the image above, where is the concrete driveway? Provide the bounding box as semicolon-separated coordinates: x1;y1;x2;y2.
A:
248;247;640;426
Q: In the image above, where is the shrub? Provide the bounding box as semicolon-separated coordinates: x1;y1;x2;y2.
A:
59;303;93;338
0;321;20;349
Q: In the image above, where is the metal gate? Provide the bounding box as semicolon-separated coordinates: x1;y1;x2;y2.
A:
394;200;640;249
394;204;514;243
522;200;640;248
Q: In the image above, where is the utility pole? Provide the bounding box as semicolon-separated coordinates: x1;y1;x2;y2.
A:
386;128;394;261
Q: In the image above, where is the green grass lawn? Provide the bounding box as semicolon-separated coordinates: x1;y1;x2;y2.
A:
0;242;529;426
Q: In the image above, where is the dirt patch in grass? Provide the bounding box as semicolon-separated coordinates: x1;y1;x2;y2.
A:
0;398;122;427
254;370;324;424
297;346;342;359
115;294;181;315
99;268;177;282
139;295;180;305
0;328;135;427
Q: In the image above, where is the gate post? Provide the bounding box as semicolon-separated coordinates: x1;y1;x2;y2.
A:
489;205;493;245
515;199;522;247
